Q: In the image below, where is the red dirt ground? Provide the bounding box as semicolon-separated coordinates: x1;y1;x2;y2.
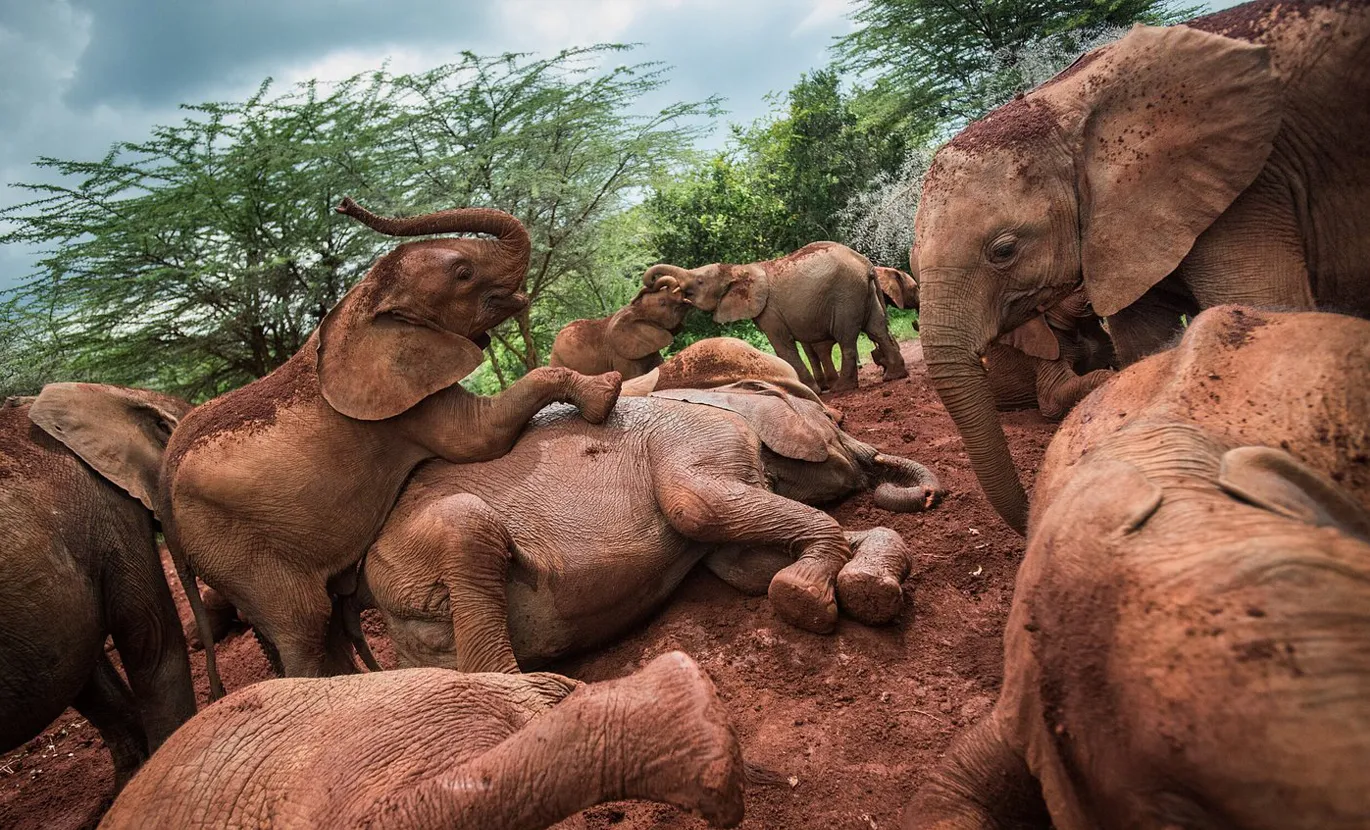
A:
0;341;1057;830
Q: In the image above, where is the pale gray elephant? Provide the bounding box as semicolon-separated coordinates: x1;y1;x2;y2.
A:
644;243;907;393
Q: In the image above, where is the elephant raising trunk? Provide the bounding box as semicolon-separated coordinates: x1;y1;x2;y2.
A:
871;453;943;513
644;263;690;290
336;197;532;277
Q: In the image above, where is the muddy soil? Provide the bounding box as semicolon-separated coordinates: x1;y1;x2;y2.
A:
0;341;1057;830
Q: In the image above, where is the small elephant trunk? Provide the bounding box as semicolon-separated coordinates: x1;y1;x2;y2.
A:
871;453;944;513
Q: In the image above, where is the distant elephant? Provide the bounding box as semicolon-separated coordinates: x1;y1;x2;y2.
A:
806;265;920;391
645;242;907;393
903;307;1370;830
548;278;690;379
1;383;196;792
357;381;942;673
911;3;1370;532
162;199;621;691
101;651;745;830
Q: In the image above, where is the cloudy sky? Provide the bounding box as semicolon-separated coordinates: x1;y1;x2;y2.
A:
0;0;1239;291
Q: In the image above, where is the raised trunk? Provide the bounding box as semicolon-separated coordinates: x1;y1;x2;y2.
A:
363;652;745;830
923;329;1029;534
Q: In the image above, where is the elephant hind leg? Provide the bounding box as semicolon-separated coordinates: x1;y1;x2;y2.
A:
231;561;354;678
73;654;149;792
836;528;913;626
661;477;851;633
802;342;834;391
865;303;908;383
901;714;1048;830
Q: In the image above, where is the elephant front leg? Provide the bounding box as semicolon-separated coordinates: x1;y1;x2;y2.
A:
1033;359;1113;421
766;332;821;394
836;528;913;626
662;477;852;633
353;651;744;830
901;714;1048;830
72;655;149;792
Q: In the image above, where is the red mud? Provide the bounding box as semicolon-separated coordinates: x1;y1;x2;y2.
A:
0;340;1056;830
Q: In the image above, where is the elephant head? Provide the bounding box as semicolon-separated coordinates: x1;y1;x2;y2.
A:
874;266;919;311
644;262;769;324
606;279;690;362
912;23;1280;532
319;198;533;420
28;383;191;516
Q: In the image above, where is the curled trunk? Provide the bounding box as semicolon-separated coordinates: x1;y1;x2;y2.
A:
871;452;945;513
643;263;691;289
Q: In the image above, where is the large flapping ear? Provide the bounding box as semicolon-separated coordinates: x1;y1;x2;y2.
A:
714;266;770;324
1219;446;1370;542
1072;24;1280;317
316;281;485;421
607;303;675;360
1038;458;1163;539
1000;315;1060;361
651;382;830;462
874;267;914;309
28;383;189;515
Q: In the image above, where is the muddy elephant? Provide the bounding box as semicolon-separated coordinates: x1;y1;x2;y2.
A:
645;242;907;393
903;307;1370;830
357;381;942;673
805;265;919;391
982;292;1115;421
101;651;744;829
1;384;196;791
548;279;690;379
162;199;620;691
912;2;1370;532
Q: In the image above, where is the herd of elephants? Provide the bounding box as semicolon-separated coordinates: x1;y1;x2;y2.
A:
3;1;1370;827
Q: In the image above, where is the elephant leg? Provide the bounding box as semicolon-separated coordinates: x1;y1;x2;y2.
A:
73;654;149;792
901;714;1048;830
801;342;832;391
234;563;355;678
765;331;820;393
865;306;908;382
1033;359;1114;421
1105;280;1199;366
833;336;861;392
354;651;744;830
836;528;912;626
703;544;793;596
661;477;852;633
105;539;197;749
818;343;840;389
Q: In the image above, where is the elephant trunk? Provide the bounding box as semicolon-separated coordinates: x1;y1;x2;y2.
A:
336;197;531;278
923;320;1029;534
871;452;944;513
643;263;690;289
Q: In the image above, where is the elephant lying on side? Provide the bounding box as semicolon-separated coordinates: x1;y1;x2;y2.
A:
903;307;1370;830
101;651;744;829
548;279;690;379
163;200;619;689
645;242;907;393
912;2;1370;532
359;381;943;673
621;336;837;416
1;384;196;792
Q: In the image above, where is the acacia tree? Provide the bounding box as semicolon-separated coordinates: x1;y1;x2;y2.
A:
0;46;717;398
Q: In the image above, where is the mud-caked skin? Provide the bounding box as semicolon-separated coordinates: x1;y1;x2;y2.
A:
548;281;691;379
644;243;907;393
100;651;745;830
0;384;196;793
161;200;621;691
912;0;1370;533
904;307;1370;830
359;382;942;672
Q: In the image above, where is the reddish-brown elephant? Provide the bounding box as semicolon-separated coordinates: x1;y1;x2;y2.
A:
548;279;691;379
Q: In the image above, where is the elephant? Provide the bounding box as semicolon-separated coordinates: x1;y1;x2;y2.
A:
355;381;943;673
910;1;1370;532
1;383;196;792
100;651;745;829
547;279;691;379
161;198;621;691
902;307;1370;830
806;265;921;391
644;242;907;393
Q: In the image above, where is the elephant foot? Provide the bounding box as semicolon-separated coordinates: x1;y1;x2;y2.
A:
881;366;909;382
573;371;622;424
768;557;840;634
837;569;903;626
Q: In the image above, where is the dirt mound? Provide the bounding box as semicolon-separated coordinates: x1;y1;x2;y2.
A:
1;341;1056;830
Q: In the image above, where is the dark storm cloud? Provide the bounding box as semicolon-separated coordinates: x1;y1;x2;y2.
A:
62;0;497;109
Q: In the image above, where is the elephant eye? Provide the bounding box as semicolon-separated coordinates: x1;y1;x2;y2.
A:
989;237;1018;264
452;264;473;281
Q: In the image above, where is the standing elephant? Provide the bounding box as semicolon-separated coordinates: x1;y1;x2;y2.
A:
807;265;921;391
903;307;1370;830
645;242;907;393
357;381;942;674
548;278;690;379
101;651;745;830
911;1;1370;531
162;199;620;690
1;384;196;792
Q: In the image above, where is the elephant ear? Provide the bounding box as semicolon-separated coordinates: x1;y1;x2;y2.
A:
1218;446;1370;542
1038;458;1162;538
874;268;913;309
652;382;830;462
1001;315;1060;361
1073;24;1281;317
28;383;189;515
607;312;674;360
317;281;485;421
714;266;770;324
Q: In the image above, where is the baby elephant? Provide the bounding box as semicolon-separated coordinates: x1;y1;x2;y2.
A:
100;651;744;829
904;307;1370;830
548;279;691;379
1;384;196;792
360;381;942;672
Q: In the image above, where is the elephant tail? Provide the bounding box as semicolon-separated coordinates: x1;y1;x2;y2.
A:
162;516;226;700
